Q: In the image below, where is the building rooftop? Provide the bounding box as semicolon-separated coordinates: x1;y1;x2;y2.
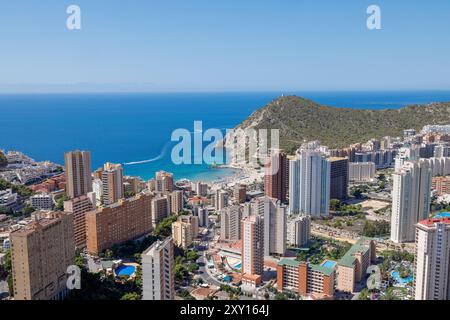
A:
337;237;373;268
418;216;450;228
278;258;334;276
142;236;172;256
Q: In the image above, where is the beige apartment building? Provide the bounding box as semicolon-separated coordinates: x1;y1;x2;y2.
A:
277;259;335;298
336;237;376;293
85;192;153;254
155;170;174;193
64;150;92;199
241;215;264;282
170;190;184;214
171;215;199;249
10;211;75;300
151;196;170;227
220;205;242;241
64;194;94;248
101;162;124;205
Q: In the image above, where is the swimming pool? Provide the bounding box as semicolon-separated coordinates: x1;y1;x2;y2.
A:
115;265;136;277
434;212;450;219
321;260;337;269
390;270;413;285
234;263;241;270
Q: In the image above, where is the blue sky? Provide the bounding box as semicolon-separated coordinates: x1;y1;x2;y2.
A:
0;0;449;92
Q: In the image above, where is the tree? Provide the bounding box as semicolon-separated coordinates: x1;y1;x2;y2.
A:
358;288;370;300
188;263;199;273
124;191;136;199
0;151;7;168
362;220;390;237
351;188;363;199
185;250;199;262
134;266;142;288
21;204;35;216
275;293;288;300
330;199;341;211
154;214;178;237
121;292;140;300
56;194;69;210
104;249;114;259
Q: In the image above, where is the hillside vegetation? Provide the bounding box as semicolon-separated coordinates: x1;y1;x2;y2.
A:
237;95;450;153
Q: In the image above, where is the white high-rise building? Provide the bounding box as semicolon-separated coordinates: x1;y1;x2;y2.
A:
414;217;450;300
391;161;432;243
289;150;330;217
142;237;174;300
286;215;311;247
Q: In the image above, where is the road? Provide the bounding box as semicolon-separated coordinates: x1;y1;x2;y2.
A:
195;224;225;288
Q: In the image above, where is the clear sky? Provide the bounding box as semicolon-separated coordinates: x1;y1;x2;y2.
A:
1;0;450;92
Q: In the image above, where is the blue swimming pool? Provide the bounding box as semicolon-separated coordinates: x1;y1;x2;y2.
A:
321;260;337;269
434;212;450;219
115;265;136;277
391;270;413;285
234;263;241;270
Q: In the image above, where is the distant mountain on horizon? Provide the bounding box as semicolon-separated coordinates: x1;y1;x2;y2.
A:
235;95;450;152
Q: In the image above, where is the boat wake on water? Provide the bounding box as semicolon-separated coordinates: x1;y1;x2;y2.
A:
123;141;172;165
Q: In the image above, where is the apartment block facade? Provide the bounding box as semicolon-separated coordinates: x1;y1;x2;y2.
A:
85;193;153;254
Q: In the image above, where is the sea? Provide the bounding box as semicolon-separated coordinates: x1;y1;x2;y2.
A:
1;91;450;182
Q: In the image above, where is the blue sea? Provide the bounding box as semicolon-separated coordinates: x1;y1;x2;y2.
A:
1;91;450;182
